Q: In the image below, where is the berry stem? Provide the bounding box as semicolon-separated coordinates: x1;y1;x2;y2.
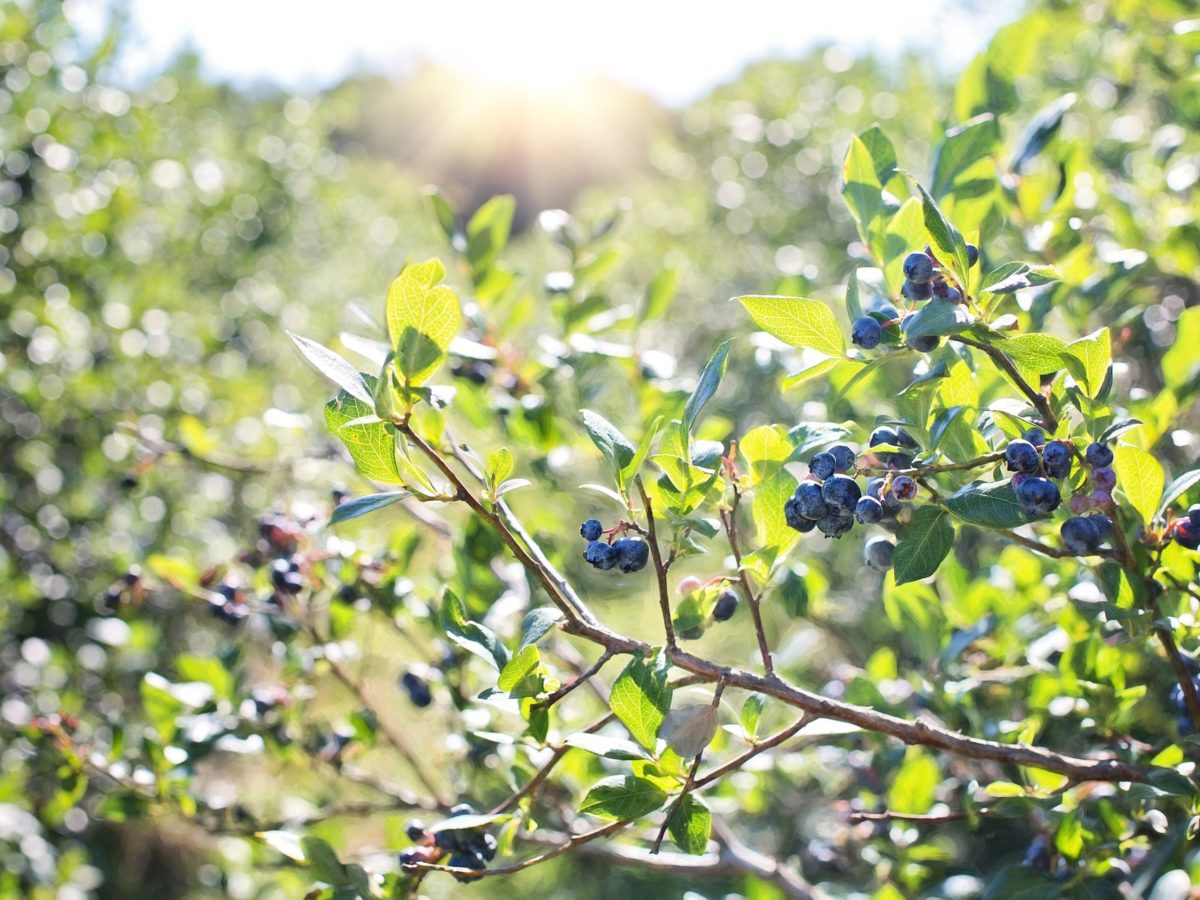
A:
636;476;679;652
858;450;1006;477
950;335;1059;432
721;496;774;676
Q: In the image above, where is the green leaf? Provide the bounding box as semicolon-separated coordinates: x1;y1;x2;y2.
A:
1063;328;1111;399
288;333;374;407
902;298;975;341
140;673;184;743
579;776;668;821
518;608;563;652
497;645;540;692
324;378;403;485
1163;306;1200;389
912;180;968;282
858;125;898;185
610;650;673;751
980;262;1060;294
640;268;678;323
740;695;766;740
668;794;712;855
931;113;999;198
621;415;663;484
753;468;800;551
944;480;1025;529
781;356;848;391
385;259;462;387
465;195;515;277
440;590;510;672
562;732;649;761
328;491;408;525
893;506;954;585
259;830;306;862
845;269;864;322
841;135;884;243
993;333;1068;375
486;447;514;494
581;409;636;482
1113;445;1164;526
887;748;939;814
301;837;347;886
426;188;458;242
982;866;1063;900
684;340;733;433
736;295;845;358
1161;469;1200;518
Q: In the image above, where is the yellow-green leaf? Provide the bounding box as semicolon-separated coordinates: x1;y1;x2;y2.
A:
736;295;845;358
385;258;461;387
1113;444;1163;526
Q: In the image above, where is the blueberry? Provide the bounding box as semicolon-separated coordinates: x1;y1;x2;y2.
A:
1190;504;1200;527
901;279;933;301
810;452;836;480
434;830;460;851
903;251;935;284
1004;440;1041;475
398;847;426;866
1085;442;1114;468
821;474;862;511
829;444;857;473
1041;440;1072;479
966;244;979;267
1015;476;1061;519
784;498;813;532
1060;516;1101;555
713;590;739;622
401;671;432;708
1091;488;1112;505
864;538;895;570
1088;513;1113;539
470;832;498;862
907;332;940;353
852;316;882;349
1170;678;1200;715
1176;520;1200;550
855;496;883;524
405;820;428;842
875;305;900;322
447;850;486;882
816;510;854;538
869;427;898;448
449;803;477;818
793;482;827;519
1022;427;1046;446
612;538;650;573
1091;466;1116;491
869;426;916;469
580;519;603;541
943;286;964;303
583;540;617;570
866;477;902;514
891;475;918;501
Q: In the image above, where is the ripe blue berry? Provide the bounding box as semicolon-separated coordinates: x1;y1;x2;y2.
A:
852;316;882;349
612;538;650;573
869;426;917;469
399;848;427;866
1022;427;1046;446
1189;505;1200;527
891;475;918;501
821;474;862;511
793;482;828;519
1088;513;1113;539
784;498;815;532
1170;678;1200;715
816;509;854;538
864;538;895;570
966;243;979;267
1060;516;1101;555
855;496;883;524
1176;520;1200;550
405;820;428;842
1004;440;1041;475
447;851;487;882
713;590;739;622
1091;466;1116;491
829;444;857;473
580;519;603;541
1015;476;1061;519
401;671;433;708
583;540;617;570
903;251;935;283
810;452;836;480
1041;440;1072;479
470;832;498;861
1085;442;1114;467
901;279;933;301
875;305;900;322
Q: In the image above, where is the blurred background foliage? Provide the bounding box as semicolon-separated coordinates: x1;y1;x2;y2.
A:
2;0;1200;897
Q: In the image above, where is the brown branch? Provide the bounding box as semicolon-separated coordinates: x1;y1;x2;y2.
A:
535;650;613;710
859;451;1006;477
691;714;816;791
406;820;630;879
636;476;678;652
721;500;774;675
951;336;1058;431
489;712;615;816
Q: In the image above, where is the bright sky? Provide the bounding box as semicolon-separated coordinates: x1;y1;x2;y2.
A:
74;0;1022;105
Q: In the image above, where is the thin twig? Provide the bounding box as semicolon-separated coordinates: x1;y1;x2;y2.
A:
951;336;1058;431
858;450;1006;477
406;820;630;878
636;476;678;652
536;650;613;710
691;714;816;791
489;712;615;816
721;500;774;675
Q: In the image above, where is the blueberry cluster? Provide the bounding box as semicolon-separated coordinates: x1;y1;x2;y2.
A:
850;305;899;351
270;557;304;595
901;246;976;304
1065;441;1119;513
782;436;912;570
1005;428;1075;518
580;519;649;573
1059;513;1114;556
1171;505;1200;550
400;805;498;882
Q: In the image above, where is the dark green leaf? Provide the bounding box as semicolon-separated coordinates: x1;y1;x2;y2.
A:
944;480;1025;529
684;340;733;434
668;794;712;855
301;837;347;886
518;608;563;652
581;409;636;477
328;491;408;525
440;590;510;672
893;507;954;585
932;113;999;198
902;299;975;341
579;776;668;821
859;125;898;185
